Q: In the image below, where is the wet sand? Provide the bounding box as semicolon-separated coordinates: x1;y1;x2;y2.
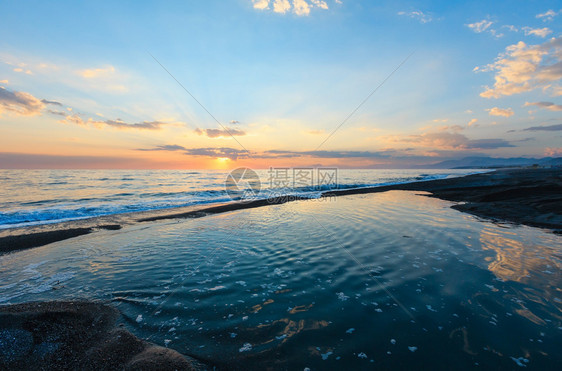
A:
0;301;208;370
1;168;560;254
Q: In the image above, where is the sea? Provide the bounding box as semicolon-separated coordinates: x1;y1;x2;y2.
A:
0;168;486;229
1;168;561;369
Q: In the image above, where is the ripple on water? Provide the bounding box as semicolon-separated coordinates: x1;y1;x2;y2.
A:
0;191;561;369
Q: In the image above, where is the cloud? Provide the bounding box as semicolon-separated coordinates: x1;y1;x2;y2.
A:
523;123;562;131
293;0;311;15
486;107;514;117
272;0;291;13
41;99;63;106
138;145;248;160
466;19;503;38
503;25;518;32
137;145;392;160
467;19;492;33
545;147;562;156
475;37;562;98
229;120;241;125
536;9;559;22
397;131;514;150
524;101;562;111
79;66;116;79
522;27;552;38
306;129;325;135
47;109;67;116
194;127;246;138
252;0;269;10
138;144;188;151
251;0;327;16
467;118;478;127
397;10;432;24
58;114;170;130
0;87;45;116
104;120;167;130
263;149;389;159
13;67;33;75
76;65;127;93
0;80;8;85
310;0;328;10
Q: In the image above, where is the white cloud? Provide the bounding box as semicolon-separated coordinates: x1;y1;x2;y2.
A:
310;0;328;10
486;107;514;117
293;0;311;16
503;25;518;32
251;0;327;16
522;27;552;38
75;65;128;93
467;19;492;33
536;9;559;22
252;0;269;10
13;67;33;75
475;37;562;98
79;65;116;79
524;101;562;111
273;0;290;13
398;10;433;24
466;19;503;38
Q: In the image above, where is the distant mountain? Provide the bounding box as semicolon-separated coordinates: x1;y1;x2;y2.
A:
423;156;562;169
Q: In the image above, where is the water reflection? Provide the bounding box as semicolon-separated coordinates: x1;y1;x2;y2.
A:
0;191;561;369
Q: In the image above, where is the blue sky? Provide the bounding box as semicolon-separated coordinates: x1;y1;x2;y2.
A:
1;0;561;168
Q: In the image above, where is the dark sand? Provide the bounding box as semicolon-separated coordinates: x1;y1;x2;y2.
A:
0;301;209;370
1;168;560;255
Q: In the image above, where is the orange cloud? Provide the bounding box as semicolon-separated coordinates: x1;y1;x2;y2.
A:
486;107;514;117
0;87;44;116
476;37;562;98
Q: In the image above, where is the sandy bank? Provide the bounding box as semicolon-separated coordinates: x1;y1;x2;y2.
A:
0;301;209;370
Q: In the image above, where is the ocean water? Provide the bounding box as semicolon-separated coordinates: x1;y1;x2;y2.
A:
0;169;485;229
0;191;560;369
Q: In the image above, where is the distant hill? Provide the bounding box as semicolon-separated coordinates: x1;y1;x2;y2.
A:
423;156;562;169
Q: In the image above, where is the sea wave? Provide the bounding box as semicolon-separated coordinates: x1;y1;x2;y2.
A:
0;169;490;229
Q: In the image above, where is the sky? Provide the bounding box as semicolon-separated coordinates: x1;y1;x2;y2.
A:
1;0;561;169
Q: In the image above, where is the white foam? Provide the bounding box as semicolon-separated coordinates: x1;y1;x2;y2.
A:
239;343;252;352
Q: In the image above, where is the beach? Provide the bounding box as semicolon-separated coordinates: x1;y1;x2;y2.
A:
0;168;561;369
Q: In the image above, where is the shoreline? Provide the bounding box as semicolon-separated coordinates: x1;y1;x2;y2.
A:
1;167;560;254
